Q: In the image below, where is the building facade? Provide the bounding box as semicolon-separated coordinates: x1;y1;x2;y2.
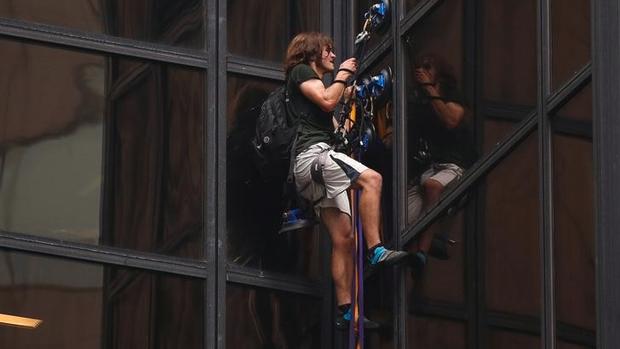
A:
0;0;618;348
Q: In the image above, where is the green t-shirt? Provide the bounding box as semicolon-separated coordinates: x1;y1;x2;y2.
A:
287;64;335;155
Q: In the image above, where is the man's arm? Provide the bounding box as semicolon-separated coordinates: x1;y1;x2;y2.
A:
299;58;357;112
425;85;465;129
415;68;464;129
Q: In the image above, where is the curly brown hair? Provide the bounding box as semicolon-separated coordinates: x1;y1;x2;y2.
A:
414;53;458;91
284;32;334;75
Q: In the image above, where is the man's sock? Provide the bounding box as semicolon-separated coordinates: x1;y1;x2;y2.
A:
338;304;352;321
368;243;387;265
415;251;427;266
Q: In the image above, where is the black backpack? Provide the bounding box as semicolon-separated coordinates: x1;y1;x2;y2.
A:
250;85;300;182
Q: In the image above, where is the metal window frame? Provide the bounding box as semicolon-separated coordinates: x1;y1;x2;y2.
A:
0;0;617;348
593;0;620;348
0;17;208;68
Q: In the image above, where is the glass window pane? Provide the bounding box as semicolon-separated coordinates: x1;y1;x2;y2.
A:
227;0;319;61
0;0;205;50
354;0;391;56
404;0;478;227
406;317;466;349
488;329;541;349
552;85;595;338
0;39;205;259
557;341;593;349
226;74;321;279
556;84;592;122
406;206;466;305
0;250;204;349
226;284;321;349
356;53;395;243
551;0;591;91
482;0;538;106
485;131;540;316
405;0;423;14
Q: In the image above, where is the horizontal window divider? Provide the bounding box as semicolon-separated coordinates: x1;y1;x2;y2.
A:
227;55;285;81
550;117;593;139
487;311;541;335
408;299;468;320
556;321;596;347
400;0;442;36
226;264;323;298
547;62;592;114
0;17;208;69
0;230;207;278
401;112;538;247
480;102;535;122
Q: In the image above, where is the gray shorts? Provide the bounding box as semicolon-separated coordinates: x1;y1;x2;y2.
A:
407;163;464;224
294;142;369;217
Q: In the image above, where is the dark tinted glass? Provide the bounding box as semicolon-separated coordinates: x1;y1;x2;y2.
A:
404;0;476;227
558;341;593;349
485;131;540;316
405;0;423;13
226;284;321;349
356;53;395;243
551;0;591;91
354;0;391;56
0;250;204;349
488;329;541;349
226;74;321;279
406;206;466;305
0;0;204;50
556;84;593;122
227;0;319;62
552;85;595;339
482;0;538;106
0;39;205;259
406;317;466;349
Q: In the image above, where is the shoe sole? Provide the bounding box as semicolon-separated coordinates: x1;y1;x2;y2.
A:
364;251;409;279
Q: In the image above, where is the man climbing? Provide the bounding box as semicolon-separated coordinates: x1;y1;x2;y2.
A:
284;32;408;329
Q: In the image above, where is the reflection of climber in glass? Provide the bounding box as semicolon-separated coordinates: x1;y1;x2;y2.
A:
406;54;476;268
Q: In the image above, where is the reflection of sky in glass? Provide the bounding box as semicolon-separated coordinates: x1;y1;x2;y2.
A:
0;123;103;243
0;0;204;50
0;251;103;288
0;42;105;244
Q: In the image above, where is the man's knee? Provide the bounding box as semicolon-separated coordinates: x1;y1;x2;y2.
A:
358;169;382;191
332;231;355;251
423;178;444;196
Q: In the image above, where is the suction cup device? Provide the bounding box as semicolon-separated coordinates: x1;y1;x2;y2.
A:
359;121;377;152
354;0;391;55
354;66;393;107
365;0;391;33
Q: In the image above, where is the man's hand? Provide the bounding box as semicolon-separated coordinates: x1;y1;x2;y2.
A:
415;68;434;85
339;58;358;77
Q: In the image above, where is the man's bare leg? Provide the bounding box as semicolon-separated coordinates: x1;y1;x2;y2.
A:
351;169;383;249
352;169;408;267
417;178;444;253
321;207;354;306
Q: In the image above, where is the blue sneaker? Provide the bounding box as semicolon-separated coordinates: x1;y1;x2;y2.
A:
278;208;315;233
364;246;409;279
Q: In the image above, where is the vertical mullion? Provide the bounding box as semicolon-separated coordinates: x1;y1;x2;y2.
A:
394;0;407;346
593;0;620;348
205;0;223;347
463;1;479;348
538;0;555;348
